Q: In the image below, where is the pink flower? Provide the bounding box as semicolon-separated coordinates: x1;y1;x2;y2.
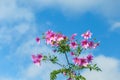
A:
81;40;89;49
70;41;78;49
81;30;92;39
73;57;80;65
86;54;93;63
79;58;88;67
45;30;66;46
48;33;56;42
45;30;54;37
70;33;77;41
70;52;75;56
32;54;43;65
56;33;64;41
36;37;40;44
88;41;94;47
45;30;55;44
88;41;99;49
81;40;99;49
73;57;88;67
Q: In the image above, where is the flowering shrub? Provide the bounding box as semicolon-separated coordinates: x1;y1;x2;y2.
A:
32;30;101;80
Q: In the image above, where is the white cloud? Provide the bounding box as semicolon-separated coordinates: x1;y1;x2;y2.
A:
14;23;30;34
0;0;37;45
15;39;53;57
0;23;37;45
19;0;101;16
83;55;120;80
0;0;34;22
110;22;120;31
0;27;13;44
57;0;102;15
20;63;60;80
20;0;120;18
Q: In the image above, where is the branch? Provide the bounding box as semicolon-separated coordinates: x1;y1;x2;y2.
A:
65;53;70;68
55;62;66;68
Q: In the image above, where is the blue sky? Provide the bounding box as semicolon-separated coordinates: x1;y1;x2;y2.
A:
0;0;120;80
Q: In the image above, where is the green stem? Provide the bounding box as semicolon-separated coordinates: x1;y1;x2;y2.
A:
65;53;70;68
55;62;66;68
48;59;66;68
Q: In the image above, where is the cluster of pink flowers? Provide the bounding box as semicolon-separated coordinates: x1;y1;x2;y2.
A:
33;30;98;66
31;30;101;80
45;30;67;46
73;54;93;67
32;54;43;65
81;30;99;49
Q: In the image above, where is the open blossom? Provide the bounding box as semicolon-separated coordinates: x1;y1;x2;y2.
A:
73;54;93;66
56;33;64;41
46;32;56;45
81;40;89;49
81;40;99;49
88;41;94;48
45;30;65;46
79;58;88;67
45;30;54;38
81;30;92;39
73;57;88;67
32;54;43;65
36;37;40;44
45;30;55;44
88;41;99;49
73;57;80;65
70;41;78;49
70;33;77;41
87;54;93;63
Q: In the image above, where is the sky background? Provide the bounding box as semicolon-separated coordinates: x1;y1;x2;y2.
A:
0;0;120;80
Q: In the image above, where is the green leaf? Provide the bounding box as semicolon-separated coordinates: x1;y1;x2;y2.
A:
74;45;83;56
75;75;86;80
42;56;48;61
87;64;102;71
70;64;85;70
50;68;70;80
49;56;58;64
57;40;70;53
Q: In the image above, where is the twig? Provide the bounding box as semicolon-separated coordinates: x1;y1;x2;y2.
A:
65;53;70;68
